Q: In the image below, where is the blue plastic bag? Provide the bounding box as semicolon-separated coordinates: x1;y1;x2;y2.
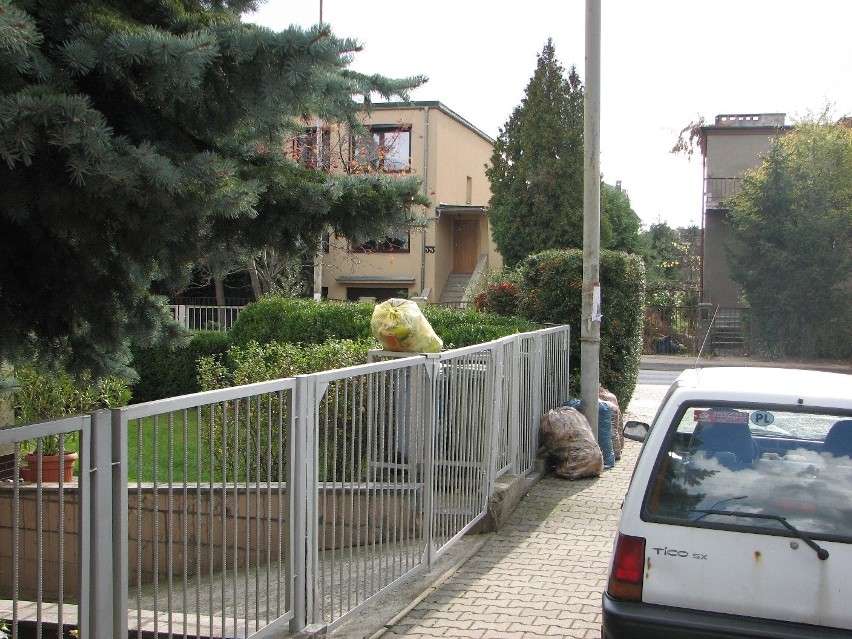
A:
563;398;615;468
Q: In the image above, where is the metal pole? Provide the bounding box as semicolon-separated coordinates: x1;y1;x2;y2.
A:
581;0;602;440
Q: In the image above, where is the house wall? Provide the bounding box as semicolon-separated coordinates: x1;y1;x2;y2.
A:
430;110;500;295
701;117;788;306
0;483;416;600
705;130;776;178
703;209;741;306
321;103;498;303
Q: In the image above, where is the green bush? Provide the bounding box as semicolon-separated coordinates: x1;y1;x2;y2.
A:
515;249;645;407
472;269;524;315
129;331;232;403
130;298;541;403
421;306;537;349
197;338;374;482
197;339;374;389
229;296;373;346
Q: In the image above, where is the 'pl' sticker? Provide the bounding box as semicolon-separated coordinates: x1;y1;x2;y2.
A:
750;411;775;427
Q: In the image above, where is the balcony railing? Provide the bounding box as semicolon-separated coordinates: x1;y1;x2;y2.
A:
705;177;741;209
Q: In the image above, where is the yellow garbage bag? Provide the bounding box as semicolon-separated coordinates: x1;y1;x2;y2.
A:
370;298;443;353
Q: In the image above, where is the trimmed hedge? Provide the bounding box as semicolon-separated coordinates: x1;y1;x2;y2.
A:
130;298;540;402
229;295;538;350
229;297;372;346
421;305;537;348
515;249;645;406
129;331;231;403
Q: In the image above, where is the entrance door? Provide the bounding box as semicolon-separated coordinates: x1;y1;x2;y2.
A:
453;219;479;273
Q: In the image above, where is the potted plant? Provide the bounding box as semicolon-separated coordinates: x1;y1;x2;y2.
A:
20;433;79;483
12;366;130;483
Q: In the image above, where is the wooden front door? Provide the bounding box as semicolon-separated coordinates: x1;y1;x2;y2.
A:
453;219;479;273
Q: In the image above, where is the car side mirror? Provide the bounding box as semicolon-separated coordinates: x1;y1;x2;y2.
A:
624;420;650;442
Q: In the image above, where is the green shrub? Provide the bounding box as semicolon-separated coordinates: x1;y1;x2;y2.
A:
197;339;374;389
129;331;231;403
473;268;525;315
197;338;374;482
515;249;645;406
229;296;373;346
421;306;537;349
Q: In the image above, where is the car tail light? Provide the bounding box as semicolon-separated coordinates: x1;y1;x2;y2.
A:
607;533;645;601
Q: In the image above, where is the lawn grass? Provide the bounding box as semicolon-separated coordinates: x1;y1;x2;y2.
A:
126;410;211;484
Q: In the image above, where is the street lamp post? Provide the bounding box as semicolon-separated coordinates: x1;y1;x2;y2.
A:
581;0;602;440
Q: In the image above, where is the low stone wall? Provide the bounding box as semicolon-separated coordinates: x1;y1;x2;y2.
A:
0;482;422;601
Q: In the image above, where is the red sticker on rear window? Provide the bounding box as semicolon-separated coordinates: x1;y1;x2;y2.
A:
693;409;749;423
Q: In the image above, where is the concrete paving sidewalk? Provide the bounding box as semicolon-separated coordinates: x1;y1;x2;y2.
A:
328;384;667;639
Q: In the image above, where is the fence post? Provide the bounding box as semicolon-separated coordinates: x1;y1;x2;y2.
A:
697;303;716;356
421;354;440;569
531;333;544;432
176;304;188;329
88;410;112;638
508;337;522;474
486;344;504;497
291;376;309;633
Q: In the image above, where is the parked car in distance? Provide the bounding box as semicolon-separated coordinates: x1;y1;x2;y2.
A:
603;367;852;639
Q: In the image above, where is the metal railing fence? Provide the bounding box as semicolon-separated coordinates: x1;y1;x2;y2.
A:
169;305;244;331
0;325;569;638
644;305;699;354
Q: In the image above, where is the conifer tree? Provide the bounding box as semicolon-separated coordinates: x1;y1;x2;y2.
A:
487;39;638;267
726;119;852;359
0;0;427;376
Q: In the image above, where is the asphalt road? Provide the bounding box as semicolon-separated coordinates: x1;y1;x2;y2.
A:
636;368;683;386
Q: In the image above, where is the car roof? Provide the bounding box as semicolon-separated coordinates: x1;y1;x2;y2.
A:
674;367;852;408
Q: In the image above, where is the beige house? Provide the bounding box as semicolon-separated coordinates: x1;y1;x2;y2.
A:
313;101;501;304
698;113;791;306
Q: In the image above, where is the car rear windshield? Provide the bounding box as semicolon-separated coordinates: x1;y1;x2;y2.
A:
643;404;852;542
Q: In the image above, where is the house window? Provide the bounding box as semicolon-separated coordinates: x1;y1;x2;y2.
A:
352;227;411;253
353;127;411;172
346;287;409;302
292;127;331;170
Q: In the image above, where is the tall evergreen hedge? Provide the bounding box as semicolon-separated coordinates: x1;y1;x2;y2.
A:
515;249;645;406
229;297;373;346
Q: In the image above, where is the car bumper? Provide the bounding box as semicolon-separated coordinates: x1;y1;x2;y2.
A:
602;593;852;639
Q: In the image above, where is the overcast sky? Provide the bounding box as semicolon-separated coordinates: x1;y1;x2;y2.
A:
247;1;852;229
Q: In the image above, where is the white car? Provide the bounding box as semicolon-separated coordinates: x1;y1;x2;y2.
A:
603;367;852;638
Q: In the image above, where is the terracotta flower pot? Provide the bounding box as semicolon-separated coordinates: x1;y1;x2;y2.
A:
21;452;79;483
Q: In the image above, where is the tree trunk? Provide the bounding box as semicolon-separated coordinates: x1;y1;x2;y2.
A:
248;259;263;301
214;276;227;327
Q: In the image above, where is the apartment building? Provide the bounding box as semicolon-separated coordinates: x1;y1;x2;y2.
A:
698;113;791;306
307;101;501;304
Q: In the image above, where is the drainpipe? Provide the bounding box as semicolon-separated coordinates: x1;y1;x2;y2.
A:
420;106;430;296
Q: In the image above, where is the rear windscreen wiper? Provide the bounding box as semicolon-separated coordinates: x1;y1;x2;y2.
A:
694;509;829;560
